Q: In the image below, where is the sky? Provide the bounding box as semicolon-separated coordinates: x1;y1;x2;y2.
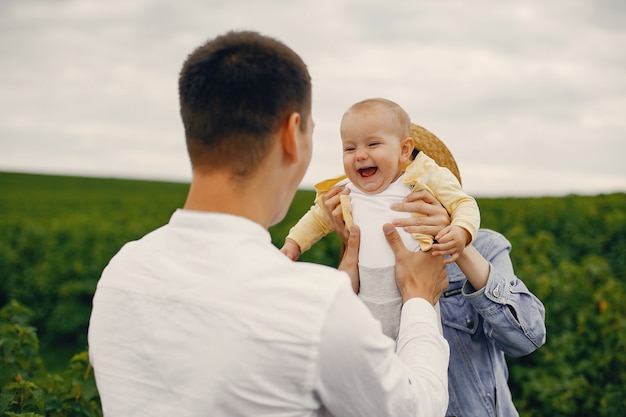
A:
1;0;625;197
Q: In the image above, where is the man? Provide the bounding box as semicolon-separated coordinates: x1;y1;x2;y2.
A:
88;30;449;416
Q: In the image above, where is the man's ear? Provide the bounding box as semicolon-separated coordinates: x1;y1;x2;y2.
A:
281;112;301;163
400;136;415;163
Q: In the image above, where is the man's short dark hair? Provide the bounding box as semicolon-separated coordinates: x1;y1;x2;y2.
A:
179;30;312;177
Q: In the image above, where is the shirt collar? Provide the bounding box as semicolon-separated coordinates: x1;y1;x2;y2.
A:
169;209;271;243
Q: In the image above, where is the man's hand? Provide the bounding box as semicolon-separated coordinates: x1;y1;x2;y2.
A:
337;225;360;294
322;186;351;244
390;189;450;238
383;223;448;305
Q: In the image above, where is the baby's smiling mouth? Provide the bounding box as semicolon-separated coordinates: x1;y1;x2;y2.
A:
358;167;378;178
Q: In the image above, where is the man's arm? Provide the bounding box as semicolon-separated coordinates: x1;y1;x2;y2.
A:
315;285;448;417
328;224;449;416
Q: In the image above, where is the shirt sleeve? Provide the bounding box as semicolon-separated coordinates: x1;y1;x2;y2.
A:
462;231;547;357
315;281;449;417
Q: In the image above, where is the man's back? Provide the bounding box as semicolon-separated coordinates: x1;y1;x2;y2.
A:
88;210;349;416
89;30;450;417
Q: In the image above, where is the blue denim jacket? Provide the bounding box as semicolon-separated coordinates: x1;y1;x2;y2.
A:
439;229;546;417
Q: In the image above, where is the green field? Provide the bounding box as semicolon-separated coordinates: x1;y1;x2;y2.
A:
1;171;625;416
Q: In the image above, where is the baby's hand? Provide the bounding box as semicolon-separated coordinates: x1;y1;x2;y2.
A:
280;239;302;261
432;225;471;264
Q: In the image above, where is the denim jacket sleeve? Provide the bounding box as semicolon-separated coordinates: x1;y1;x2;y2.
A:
461;229;547;357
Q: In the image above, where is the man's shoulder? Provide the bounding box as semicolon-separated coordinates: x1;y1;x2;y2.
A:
277;259;354;300
284;260;350;287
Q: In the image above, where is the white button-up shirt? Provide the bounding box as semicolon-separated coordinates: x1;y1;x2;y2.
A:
88;209;449;416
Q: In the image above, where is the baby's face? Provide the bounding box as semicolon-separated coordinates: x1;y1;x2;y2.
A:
340;111;411;194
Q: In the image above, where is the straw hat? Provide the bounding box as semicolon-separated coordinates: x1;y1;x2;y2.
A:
410;123;462;185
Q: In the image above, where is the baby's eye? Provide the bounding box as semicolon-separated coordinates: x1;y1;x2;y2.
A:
344;146;355;152
368;142;381;147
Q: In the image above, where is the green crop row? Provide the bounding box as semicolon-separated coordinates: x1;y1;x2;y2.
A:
1;172;624;416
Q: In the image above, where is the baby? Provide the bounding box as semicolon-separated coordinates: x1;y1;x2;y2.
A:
282;98;480;338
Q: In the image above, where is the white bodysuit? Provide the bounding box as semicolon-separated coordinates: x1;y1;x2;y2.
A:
347;177;443;339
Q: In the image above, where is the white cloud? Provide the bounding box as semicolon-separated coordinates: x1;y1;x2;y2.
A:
1;0;625;196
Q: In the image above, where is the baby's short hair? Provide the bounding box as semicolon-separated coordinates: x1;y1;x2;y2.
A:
347;98;411;138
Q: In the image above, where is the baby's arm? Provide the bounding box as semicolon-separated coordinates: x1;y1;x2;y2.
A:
404;152;480;261
433;184;479;263
433;225;471;264
280;238;302;261
280;192;336;260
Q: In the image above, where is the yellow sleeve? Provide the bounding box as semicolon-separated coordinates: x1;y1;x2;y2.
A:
285;174;347;253
285;197;334;253
404;153;481;243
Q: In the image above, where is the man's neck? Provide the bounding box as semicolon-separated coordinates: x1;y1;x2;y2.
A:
183;171;273;229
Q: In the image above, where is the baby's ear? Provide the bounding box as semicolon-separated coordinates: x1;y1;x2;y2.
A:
400;136;414;162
